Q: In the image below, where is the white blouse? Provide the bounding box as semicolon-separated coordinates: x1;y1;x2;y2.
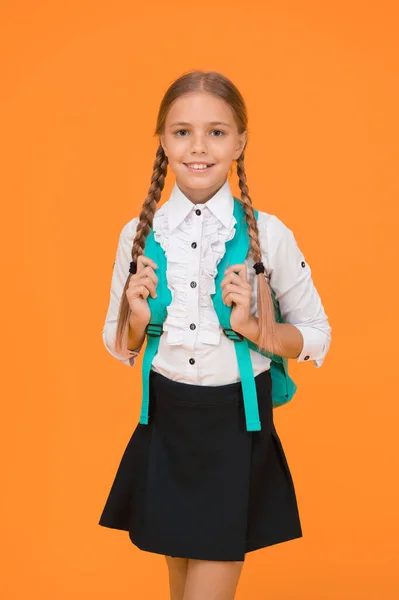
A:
102;179;332;385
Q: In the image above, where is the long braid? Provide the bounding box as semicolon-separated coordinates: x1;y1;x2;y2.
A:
114;144;168;354
236;153;283;356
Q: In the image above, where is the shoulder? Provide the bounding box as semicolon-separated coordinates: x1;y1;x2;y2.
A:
118;216;140;244
253;209;303;277
255;209;297;251
119;206;166;242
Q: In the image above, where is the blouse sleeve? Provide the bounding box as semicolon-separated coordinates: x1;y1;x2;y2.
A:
263;214;332;368
102;217;142;367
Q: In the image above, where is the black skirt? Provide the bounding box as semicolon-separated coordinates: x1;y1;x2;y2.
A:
98;368;302;561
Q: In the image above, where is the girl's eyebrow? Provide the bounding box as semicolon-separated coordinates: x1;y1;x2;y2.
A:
169;121;232;128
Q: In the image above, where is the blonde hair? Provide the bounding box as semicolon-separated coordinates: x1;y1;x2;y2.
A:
114;70;282;357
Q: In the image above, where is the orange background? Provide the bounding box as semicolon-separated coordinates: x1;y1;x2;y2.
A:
2;1;398;598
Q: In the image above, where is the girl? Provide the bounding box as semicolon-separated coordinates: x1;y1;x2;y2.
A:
98;70;332;600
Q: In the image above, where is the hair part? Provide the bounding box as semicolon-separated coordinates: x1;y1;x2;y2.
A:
115;70;283;357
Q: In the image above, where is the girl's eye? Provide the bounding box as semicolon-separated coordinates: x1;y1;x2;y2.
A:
174;129;225;137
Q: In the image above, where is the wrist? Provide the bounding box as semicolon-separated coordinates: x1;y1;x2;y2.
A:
127;313;149;352
129;312;150;328
234;316;260;343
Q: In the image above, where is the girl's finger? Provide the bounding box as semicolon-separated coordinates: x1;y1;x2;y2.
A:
224;292;250;307
222;284;250;303
127;283;150;300
136;255;158;273
131;276;157;298
224;263;247;281
136;265;158;287
221;271;250;290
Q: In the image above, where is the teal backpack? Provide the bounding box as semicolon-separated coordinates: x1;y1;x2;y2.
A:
138;197;297;432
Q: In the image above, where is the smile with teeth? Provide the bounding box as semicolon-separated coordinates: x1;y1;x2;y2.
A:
184;163;215;171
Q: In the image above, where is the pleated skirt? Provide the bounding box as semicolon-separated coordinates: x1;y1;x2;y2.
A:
98;368;302;561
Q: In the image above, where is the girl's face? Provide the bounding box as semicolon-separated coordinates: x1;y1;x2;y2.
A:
160;92;247;204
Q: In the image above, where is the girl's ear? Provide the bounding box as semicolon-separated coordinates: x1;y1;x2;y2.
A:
234;131;247;160
159;134;168;157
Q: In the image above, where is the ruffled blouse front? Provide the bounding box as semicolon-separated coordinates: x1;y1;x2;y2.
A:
152;202;237;346
102;179;332;380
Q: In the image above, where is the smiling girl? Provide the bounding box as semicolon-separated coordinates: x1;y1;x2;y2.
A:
98;70;331;600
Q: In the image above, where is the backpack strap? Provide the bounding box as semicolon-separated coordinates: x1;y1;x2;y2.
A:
138;227;171;424
210;197;262;430
139;323;163;424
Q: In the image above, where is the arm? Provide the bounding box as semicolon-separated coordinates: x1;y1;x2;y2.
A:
240;316;305;360
127;313;148;353
249;214;332;366
102;217;144;367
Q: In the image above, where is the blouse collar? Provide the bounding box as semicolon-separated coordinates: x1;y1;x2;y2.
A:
166;178;235;233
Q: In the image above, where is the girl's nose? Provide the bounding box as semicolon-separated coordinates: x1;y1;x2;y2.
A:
190;136;208;152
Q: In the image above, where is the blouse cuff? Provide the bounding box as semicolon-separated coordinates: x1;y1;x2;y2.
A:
293;325;331;368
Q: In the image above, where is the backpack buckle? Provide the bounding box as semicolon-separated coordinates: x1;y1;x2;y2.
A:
223;327;244;341
145;323;164;337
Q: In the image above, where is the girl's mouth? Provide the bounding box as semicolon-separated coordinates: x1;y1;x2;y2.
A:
184;163;215;172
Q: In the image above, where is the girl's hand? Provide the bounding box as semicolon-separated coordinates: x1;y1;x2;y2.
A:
220;263;252;334
126;255;158;325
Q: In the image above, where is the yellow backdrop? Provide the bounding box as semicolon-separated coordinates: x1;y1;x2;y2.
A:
2;0;398;598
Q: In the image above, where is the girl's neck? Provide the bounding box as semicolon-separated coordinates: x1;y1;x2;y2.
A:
176;178;228;205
